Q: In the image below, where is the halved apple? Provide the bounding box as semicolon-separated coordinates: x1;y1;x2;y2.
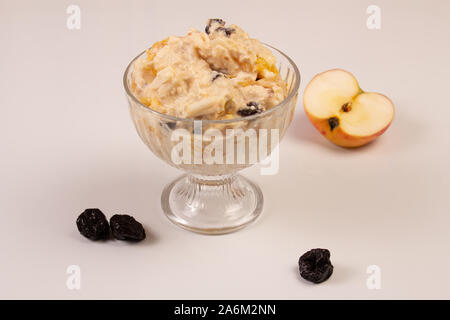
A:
303;69;394;147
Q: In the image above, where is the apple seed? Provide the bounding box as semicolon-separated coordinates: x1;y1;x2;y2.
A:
341;102;352;112
328;117;339;131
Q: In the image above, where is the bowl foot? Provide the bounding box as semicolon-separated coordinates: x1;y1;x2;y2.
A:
161;174;263;235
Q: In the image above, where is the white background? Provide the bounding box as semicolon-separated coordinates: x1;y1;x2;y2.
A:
1;0;449;299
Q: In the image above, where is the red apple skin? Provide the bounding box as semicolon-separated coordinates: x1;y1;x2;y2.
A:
304;111;393;147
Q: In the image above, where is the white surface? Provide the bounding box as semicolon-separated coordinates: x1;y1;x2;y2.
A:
1;0;450;299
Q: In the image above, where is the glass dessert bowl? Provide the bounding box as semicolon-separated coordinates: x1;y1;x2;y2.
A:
123;45;300;234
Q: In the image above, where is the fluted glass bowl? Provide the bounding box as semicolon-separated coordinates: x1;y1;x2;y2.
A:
124;44;300;234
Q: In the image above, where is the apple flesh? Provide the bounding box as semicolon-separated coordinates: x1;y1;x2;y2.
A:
303;69;394;147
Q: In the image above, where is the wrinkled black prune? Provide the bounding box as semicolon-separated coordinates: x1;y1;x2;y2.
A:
216;27;235;37
205;18;225;34
110;214;146;242
76;208;110;240
237;101;263;117
298;248;333;284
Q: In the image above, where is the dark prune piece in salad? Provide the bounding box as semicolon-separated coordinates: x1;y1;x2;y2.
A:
205;18;225;34
237;101;264;117
211;71;223;81
216;27;235;37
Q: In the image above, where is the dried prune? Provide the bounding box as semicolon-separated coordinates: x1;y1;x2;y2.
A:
110;214;146;242
237;101;263;117
76;208;110;241
205;18;225;34
216;27;235;37
298;248;333;284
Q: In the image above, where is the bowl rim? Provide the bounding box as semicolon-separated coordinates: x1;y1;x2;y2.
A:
123;43;300;124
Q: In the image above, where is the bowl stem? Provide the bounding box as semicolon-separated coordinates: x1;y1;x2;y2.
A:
161;173;263;234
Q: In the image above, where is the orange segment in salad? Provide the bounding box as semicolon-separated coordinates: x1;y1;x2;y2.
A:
146;38;169;61
139;96;161;107
255;56;279;79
